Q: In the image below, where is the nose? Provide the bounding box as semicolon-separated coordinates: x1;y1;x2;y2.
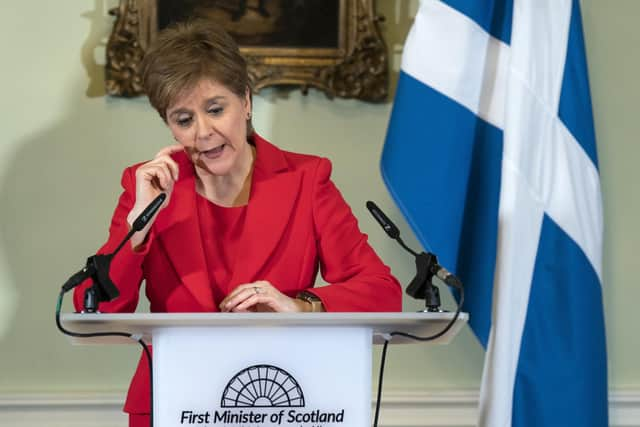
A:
195;113;214;142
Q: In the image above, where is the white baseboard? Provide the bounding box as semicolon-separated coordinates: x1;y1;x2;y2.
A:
377;389;640;426
1;389;639;427
0;393;126;427
378;390;478;427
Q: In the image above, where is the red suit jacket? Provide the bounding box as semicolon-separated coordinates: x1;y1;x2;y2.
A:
73;134;402;414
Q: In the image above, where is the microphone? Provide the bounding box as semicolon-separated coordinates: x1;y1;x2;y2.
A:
61;193;167;296
132;193;166;232
111;193;166;257
366;201;463;310
366;201;417;256
366;201;399;239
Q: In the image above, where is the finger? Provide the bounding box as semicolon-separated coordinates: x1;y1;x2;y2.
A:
232;294;276;313
142;164;173;191
156;143;185;158
220;282;275;311
219;285;247;307
220;288;258;312
255;280;275;290
153;155;180;181
222;282;265;303
148;160;178;189
232;295;261;312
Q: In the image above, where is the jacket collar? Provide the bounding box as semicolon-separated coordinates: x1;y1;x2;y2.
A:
251;132;290;176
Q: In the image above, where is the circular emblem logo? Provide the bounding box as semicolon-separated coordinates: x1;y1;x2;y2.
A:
221;364;305;408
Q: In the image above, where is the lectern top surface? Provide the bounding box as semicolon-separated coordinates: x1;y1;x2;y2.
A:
61;311;468;345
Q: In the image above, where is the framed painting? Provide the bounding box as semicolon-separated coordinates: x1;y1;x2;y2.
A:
105;0;389;102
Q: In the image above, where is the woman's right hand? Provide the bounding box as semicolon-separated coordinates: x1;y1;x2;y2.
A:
126;144;184;250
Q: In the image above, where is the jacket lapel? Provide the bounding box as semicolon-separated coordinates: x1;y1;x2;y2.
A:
154;151;215;311
228;136;302;289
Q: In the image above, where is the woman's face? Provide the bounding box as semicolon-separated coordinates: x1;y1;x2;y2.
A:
166;79;252;177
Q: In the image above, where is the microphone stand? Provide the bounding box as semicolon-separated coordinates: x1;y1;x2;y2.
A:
56;193;166;427
366;201;463;312
60;193;166;310
406;252;443;312
366;201;466;427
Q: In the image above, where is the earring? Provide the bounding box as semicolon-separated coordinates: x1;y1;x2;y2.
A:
246;111;252;120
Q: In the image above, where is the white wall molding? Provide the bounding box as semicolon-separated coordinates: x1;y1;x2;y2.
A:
0;393;126;427
377;389;640;426
1;389;639;427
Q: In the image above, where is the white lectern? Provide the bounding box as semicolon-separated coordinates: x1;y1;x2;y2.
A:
62;312;467;427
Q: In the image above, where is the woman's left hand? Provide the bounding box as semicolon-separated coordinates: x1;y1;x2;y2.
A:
219;281;310;313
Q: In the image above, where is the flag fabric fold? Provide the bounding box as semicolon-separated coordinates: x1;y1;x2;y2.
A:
381;1;608;426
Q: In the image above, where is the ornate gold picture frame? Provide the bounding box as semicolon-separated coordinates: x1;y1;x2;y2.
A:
105;0;388;102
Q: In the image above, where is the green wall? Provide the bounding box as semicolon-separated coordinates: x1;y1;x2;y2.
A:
0;0;637;395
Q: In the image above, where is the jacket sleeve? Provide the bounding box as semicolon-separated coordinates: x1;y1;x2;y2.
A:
307;158;402;312
72;166;153;313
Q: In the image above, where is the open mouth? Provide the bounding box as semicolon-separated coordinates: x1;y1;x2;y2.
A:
200;144;226;158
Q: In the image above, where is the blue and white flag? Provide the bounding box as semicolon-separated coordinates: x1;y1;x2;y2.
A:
381;1;608;426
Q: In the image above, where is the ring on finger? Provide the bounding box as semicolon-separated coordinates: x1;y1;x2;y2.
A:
254;286;260;295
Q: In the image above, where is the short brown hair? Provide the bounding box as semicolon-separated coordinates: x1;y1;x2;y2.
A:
140;20;251;123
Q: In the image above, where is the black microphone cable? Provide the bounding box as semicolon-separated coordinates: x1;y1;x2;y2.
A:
56;193;165;427
372;287;464;427
55;292;154;427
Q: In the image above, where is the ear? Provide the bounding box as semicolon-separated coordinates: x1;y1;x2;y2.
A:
244;86;252;115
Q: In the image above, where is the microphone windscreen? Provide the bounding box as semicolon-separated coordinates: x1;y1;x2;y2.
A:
132;193;166;231
366;201;400;239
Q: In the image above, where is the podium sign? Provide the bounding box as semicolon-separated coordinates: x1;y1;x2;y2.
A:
62;312;468;427
154;326;371;427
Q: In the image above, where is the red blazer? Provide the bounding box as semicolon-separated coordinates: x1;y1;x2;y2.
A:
73;134;401;414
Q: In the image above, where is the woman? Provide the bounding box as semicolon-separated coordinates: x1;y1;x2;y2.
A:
73;20;401;426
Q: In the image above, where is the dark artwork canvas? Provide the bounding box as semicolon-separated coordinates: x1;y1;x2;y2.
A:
157;0;340;48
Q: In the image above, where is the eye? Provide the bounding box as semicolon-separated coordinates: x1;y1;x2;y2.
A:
208;106;224;116
175;115;192;127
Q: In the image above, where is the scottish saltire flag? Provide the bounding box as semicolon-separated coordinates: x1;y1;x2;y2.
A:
381;1;608;426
